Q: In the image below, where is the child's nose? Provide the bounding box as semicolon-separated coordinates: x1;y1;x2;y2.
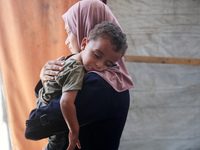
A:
96;62;106;71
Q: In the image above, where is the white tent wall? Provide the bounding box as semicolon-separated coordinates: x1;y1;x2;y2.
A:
107;0;200;150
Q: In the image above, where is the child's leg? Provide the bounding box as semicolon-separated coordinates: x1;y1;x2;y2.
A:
36;98;47;108
43;131;69;150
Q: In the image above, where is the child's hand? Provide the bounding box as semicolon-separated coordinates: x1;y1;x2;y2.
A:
40;56;65;84
67;131;81;150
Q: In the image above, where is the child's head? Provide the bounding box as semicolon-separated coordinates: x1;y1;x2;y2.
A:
88;21;128;56
80;21;128;72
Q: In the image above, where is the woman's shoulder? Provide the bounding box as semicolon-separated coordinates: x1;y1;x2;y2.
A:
83;72;129;95
84;72;105;82
83;72;113;90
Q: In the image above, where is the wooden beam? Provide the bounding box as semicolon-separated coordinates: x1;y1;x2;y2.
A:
124;55;200;66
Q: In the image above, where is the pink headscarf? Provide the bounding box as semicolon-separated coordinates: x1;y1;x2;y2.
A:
62;0;134;92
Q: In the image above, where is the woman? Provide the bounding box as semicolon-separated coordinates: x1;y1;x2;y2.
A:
36;0;134;149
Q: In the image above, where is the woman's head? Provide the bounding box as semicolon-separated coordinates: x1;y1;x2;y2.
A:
65;24;80;54
62;0;134;92
62;0;120;53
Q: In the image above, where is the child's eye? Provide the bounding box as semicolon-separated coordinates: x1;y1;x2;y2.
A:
93;52;100;59
105;63;113;68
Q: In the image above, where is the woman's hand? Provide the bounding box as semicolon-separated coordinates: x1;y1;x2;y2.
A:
67;131;81;150
40;56;65;84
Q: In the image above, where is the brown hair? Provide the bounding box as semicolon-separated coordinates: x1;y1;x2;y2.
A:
88;21;128;56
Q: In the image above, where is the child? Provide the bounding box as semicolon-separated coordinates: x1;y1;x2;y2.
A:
38;21;128;150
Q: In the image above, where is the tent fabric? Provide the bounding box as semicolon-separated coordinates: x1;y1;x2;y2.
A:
0;0;82;149
107;0;200;150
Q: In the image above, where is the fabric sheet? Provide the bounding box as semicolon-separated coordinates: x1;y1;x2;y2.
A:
0;0;81;149
107;0;200;150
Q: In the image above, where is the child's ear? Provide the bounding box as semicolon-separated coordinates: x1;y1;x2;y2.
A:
81;37;89;51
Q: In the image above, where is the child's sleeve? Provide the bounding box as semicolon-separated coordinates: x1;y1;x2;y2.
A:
55;60;85;93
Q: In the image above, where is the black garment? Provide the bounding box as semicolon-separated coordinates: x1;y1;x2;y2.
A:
35;72;130;150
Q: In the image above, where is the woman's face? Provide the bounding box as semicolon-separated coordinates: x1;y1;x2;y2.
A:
65;24;80;54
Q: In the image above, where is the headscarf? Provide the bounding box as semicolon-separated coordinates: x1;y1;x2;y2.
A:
62;0;134;92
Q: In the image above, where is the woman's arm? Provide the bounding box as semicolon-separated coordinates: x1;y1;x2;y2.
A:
34;56;65;97
40;56;65;84
60;91;81;150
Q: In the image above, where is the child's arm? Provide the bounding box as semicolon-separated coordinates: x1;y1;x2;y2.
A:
60;91;81;150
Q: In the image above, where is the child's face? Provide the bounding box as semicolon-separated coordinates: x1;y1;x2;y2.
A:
81;37;122;72
65;24;80;54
